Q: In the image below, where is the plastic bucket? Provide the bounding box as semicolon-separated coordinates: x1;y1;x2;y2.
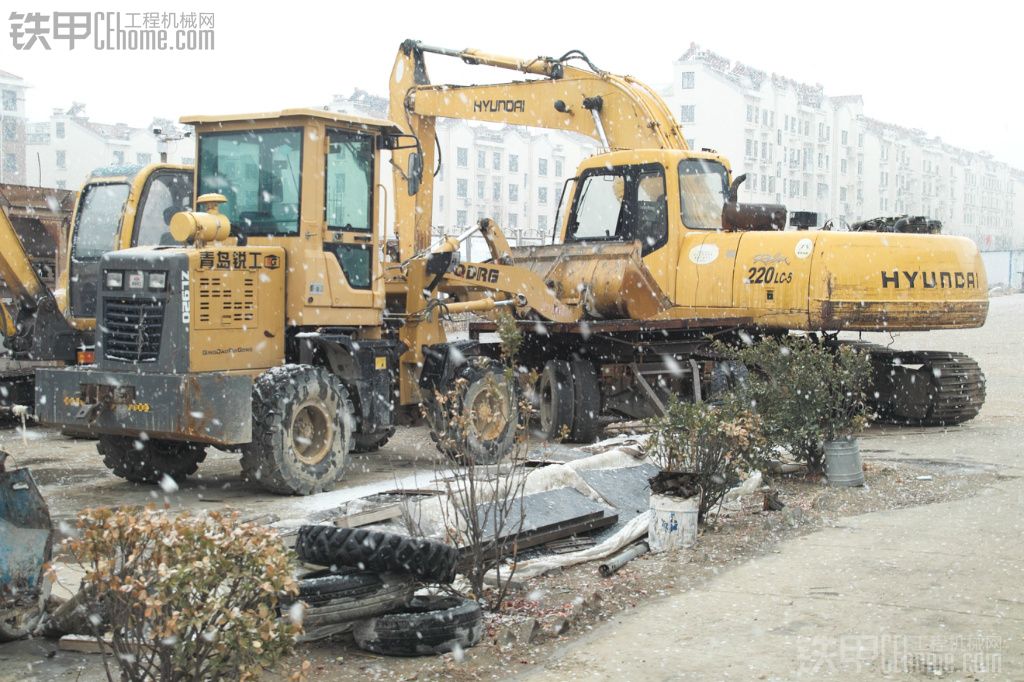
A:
648;493;699;552
824;438;864;487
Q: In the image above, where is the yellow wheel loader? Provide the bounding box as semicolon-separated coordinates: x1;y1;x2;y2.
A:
384;40;987;445
35;111;429;494
0;164;192;419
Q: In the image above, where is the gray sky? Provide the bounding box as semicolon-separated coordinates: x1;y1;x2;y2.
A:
3;0;1021;167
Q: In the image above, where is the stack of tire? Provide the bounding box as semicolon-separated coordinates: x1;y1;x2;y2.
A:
288;526;484;656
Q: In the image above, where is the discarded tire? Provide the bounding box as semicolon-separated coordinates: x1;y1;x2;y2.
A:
284;569;415;642
295;526;459;584
352;595;483;656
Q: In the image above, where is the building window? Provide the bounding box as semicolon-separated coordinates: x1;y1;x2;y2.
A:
55;122;65;139
841;130;848;145
509;184;519;201
456;210;468;227
554;158;563;177
2;90;15;111
456;178;468;198
840;187;848;202
476;178;485;199
113;150;125;164
56;180;66;190
537;214;547;229
686;138;695;149
477;150;485;168
509;213;517;228
136;152;152;165
857;158;863;175
3;153;15;172
457;147;469;168
56;150;66;169
745;139;757;159
492;151;501;171
439;195;444;210
746;105;754;123
509;154;519;172
680;71;695;89
1;119;15;140
840;158;847;174
538;158;548;176
492;181;501;201
538;186;548;204
679;105;695;123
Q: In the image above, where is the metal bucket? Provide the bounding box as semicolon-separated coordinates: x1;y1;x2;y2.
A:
648;493;698;552
824;438;865;487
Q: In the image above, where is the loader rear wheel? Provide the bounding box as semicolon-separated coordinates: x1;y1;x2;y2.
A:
568;358;600;443
98;435;206;484
241;365;354;495
428;356;520;465
538;359;574;440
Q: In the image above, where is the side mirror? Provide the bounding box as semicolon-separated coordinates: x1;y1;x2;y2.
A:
407;152;423;196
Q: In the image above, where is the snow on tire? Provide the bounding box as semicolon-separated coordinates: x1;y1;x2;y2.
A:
352;595;483;656
295;526;459;584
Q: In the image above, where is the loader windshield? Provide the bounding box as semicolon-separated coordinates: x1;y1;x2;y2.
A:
72;182;130;260
197;128;303;236
678;159;729;230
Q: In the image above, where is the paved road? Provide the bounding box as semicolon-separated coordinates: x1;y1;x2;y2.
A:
522;295;1024;680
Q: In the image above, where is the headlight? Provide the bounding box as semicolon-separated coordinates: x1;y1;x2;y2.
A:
105;271;123;289
147;272;167;290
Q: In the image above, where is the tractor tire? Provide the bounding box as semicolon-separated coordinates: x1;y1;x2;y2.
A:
427;356;521;465
0;604;45;642
352;427;395;453
537;359;574;441
352;595;484;656
240;365;353;496
568;358;600;443
295;526;459;584
283;569;416;642
98;435;206;484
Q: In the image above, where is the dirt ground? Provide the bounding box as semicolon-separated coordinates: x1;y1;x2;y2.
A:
0;296;1019;681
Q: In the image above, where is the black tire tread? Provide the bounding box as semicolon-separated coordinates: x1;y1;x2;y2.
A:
295;526;458;584
352;595;483;656
98;435;206;484
568;358;600;443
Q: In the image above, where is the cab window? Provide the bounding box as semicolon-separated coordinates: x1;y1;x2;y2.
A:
678;159;729;230
197;128;302;236
566;164;667;254
133;171;193;246
72;183;129;260
325;130;373;230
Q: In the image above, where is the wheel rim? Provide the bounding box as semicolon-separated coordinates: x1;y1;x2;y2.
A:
467;376;510;443
291;401;334;465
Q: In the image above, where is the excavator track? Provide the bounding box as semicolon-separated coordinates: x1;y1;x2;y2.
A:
839;342;986;426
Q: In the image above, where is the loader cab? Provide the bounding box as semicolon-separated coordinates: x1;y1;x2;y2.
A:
64;164;193;326
180;109;402;328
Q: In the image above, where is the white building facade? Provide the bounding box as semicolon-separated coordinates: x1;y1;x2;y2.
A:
0;69;29;185
667;44;1022;249
26;105;193;190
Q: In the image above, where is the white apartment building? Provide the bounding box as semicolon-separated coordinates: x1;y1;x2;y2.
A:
26;105;193;190
667;44;1023;249
0;69;29;185
329;90;597;260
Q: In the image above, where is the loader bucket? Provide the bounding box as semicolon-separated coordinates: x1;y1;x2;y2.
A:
0;461;52;641
510;241;671;320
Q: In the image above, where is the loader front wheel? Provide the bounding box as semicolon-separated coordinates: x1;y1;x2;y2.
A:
241;365;354;495
537;359;574;440
98;435;206;484
428;357;520;465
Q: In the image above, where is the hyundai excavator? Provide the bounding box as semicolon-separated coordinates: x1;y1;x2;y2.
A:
34;42;987;497
383;40;987;446
0;164;192;418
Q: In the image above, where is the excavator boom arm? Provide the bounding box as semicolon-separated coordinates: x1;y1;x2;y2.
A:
389;39;689;259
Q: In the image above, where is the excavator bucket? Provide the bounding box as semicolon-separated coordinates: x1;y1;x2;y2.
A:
511;241;671;320
0;452;52;641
